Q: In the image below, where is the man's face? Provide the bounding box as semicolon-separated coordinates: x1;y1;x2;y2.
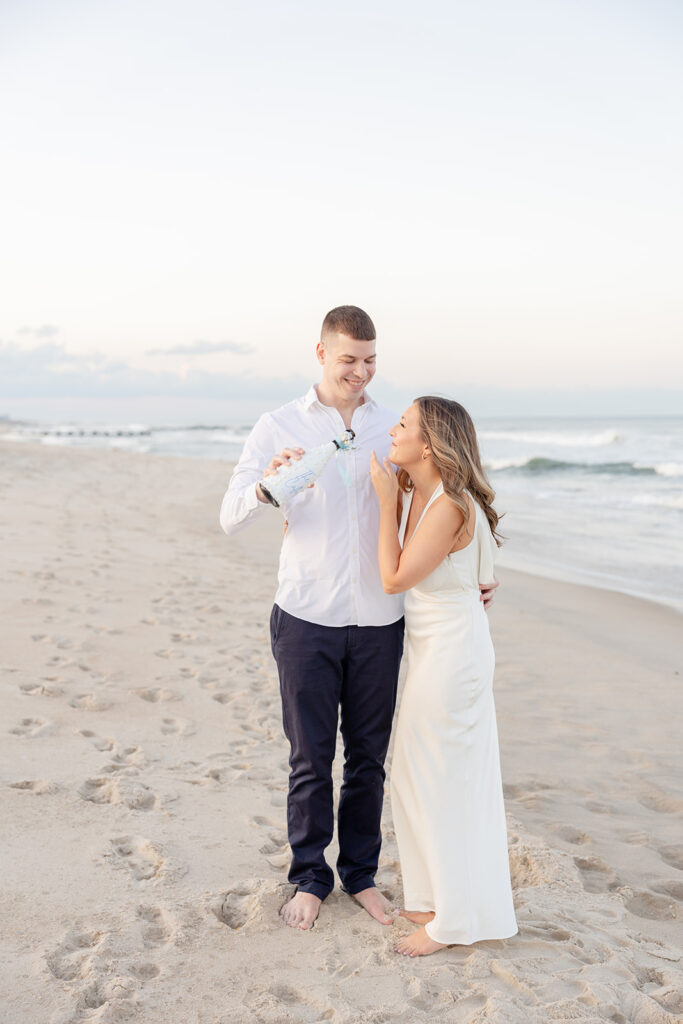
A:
317;332;377;402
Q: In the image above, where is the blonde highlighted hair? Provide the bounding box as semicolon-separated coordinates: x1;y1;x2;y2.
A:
397;396;503;546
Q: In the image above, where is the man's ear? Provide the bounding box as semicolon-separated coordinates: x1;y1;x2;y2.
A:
315;340;326;365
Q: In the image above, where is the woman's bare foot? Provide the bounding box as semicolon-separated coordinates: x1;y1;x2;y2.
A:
351;887;394;924
279;891;321;930
398;909;435;925
394;925;446;957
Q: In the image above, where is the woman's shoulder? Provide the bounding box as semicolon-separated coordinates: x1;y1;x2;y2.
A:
428;488;467;530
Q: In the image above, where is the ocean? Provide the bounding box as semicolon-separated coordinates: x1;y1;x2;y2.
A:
2;414;681;611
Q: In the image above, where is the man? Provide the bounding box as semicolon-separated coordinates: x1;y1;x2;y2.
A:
220;306;497;931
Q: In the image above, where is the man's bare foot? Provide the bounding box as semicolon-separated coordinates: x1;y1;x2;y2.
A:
394;925;446;957
351;886;394;925
279;891;321;930
398;909;435;925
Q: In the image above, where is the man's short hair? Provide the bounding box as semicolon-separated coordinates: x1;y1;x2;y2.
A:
321;306;376;342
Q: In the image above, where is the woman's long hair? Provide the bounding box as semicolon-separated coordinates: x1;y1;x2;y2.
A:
397;396;503;546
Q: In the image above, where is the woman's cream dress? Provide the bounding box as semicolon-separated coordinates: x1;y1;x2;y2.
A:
391;483;518;945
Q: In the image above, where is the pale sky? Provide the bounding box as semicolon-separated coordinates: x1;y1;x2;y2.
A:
1;0;682;421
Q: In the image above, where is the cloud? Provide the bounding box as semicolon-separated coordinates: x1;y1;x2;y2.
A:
1;342;682;416
0;341;306;400
146;340;254;356
17;325;60;338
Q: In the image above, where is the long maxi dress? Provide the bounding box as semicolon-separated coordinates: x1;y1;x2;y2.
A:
390;482;518;945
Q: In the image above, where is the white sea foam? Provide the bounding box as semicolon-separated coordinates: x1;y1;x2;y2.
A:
653;462;683;478
479;428;622;447
632;493;683;510
484;457;531;471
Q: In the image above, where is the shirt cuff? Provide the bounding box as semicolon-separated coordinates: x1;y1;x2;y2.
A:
247;481;263;512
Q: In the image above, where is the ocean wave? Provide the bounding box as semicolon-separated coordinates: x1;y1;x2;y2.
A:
2;422;252;442
651;462;683;478
479;428;623;447
485;457;670;476
17;424;153;438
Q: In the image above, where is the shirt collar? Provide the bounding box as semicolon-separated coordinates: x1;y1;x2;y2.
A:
303;384;377;411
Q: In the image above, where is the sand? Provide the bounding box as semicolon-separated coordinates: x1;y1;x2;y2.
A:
1;441;681;1024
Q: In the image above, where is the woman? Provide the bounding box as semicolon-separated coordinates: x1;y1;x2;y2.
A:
370;396;517;957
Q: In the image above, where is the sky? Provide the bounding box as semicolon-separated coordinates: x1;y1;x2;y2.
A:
1;0;682;423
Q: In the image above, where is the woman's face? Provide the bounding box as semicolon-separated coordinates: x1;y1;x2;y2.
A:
388;403;426;466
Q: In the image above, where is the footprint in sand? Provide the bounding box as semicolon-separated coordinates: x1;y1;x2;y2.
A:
503;781;553;809
213;877;295;933
45;929;103;982
78;729;116;752
618;829;652;846
176;760;238;787
108;836;165;880
154;648;184;660
507;839;565;890
170;631;195;644
636;967;683;1016
550;824;590;846
658;844;683;871
259;832;290;872
79;777;157;810
9;717;55;738
73;975;138;1016
133;687;182;703
574;856;621;893
137;904;175;948
584;800;613;815
623;889;679;920
9;779;59;795
638;788;683;814
197;674;219;691
520;922;573;943
69;693;113;712
213;883;262;930
130;962;161;981
251;816;289;871
101;746;146;776
160;717;194;736
19;681;65;697
653;879;683;901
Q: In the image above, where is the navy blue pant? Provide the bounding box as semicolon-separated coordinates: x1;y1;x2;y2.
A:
270;605;404;901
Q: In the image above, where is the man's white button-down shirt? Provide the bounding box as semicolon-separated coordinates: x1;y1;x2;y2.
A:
220;385;404;628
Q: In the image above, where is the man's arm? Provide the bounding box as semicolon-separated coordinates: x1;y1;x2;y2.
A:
219;414;274;536
219;415;306;536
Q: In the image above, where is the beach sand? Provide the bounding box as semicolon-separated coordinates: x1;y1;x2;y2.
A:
1;441;681;1024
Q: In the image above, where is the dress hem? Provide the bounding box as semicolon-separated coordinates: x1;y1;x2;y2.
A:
425;922;518;946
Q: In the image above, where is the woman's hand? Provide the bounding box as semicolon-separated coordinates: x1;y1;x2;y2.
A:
370;450;399;507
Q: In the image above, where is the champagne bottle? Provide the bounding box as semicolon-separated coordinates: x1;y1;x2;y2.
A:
258;430;355;508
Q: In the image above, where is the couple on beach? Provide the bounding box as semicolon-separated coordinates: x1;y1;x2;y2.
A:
220;306;518;957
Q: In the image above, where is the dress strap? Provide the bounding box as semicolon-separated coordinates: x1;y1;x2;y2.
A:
407;481;444;544
398;490;413;547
